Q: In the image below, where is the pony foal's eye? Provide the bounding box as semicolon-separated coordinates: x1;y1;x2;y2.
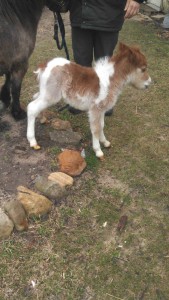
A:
141;67;146;73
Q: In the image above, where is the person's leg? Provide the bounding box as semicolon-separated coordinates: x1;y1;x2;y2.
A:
94;31;119;61
93;31;119;116
72;27;93;66
68;27;94;114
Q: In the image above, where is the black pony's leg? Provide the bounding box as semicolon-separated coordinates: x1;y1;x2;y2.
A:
0;73;11;108
10;67;27;120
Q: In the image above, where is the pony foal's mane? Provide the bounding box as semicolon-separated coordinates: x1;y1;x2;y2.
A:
113;44;147;68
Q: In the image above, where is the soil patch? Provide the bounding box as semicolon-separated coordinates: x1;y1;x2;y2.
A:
0;9;62;202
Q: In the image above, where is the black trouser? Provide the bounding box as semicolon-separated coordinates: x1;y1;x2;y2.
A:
71;27;119;66
69;27;118;115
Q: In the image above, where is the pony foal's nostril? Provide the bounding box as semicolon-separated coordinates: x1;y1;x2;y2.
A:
144;82;150;89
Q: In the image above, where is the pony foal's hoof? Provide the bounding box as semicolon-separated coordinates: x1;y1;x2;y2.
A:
99;155;105;161
31;144;41;150
96;149;104;159
0;101;5;115
103;140;111;148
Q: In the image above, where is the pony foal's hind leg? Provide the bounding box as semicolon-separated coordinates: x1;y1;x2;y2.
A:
27;97;51;149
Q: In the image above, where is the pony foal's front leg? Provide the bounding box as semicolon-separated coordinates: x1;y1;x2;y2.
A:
99;113;111;148
92;134;104;158
89;110;104;158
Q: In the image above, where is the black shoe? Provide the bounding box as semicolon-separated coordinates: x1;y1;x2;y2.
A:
105;108;113;117
68;105;83;115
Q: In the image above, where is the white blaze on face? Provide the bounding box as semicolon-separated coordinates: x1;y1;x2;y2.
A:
145;76;152;87
129;67;151;90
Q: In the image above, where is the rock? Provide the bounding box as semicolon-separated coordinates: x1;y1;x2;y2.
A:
0;208;14;239
57;149;87;176
35;176;67;200
4;200;28;231
163;14;169;29
39;110;56;124
51;118;72;131
17;186;52;217
161;1;169;14
151;14;164;21
39;115;48;124
48;172;74;187
132;13;152;23
14;145;26;154
49;130;82;147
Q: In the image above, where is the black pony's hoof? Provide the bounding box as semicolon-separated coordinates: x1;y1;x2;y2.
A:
0;121;11;132
12;108;27;120
0;101;5;114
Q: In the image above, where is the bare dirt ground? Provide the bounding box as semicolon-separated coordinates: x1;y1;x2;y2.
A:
0;9;70;204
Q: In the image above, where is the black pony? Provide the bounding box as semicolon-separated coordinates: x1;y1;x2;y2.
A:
0;0;61;120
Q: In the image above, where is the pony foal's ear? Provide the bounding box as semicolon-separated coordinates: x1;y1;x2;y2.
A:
118;43;137;64
118;42;129;52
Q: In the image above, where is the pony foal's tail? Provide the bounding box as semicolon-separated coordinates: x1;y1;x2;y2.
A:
34;62;47;81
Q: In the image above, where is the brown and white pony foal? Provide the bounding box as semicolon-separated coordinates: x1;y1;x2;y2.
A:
27;43;151;158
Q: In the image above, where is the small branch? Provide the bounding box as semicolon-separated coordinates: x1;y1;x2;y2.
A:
106;294;124;300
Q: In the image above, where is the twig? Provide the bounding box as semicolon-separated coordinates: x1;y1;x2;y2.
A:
113;257;128;262
137;286;148;300
106;294;124;300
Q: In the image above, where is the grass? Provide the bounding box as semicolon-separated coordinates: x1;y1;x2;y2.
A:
1;13;169;300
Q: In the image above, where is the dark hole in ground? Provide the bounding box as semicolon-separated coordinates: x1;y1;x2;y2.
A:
0;120;11;132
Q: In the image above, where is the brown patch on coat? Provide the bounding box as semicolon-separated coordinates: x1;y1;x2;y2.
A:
50;62;100;98
66;63;100;97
